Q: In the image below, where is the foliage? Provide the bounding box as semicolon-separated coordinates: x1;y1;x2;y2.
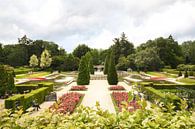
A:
63;54;80;71
107;51;118;85
73;44;91;58
116;56;130;71
50;92;83;114
14;67;33;75
135;47;163;71
110;32;135;64
184;70;188;78
181;40;195;64
103;51;110;74
40;49;52;69
1;100;195;128
77;56;90;85
178;71;182;77
0;65;15;97
29;54;39;68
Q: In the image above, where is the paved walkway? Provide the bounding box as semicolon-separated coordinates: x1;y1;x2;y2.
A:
81;80;116;113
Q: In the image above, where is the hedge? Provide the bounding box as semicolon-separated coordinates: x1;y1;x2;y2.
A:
5;84;52;110
14;67;33;75
15;82;53;93
5;94;24;109
140;82;195;90
140;86;181;109
15;84;38;93
162;69;179;74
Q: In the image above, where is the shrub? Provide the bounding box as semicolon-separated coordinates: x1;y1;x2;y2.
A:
107;51;118;85
178;71;182;77
184;70;188;78
0;65;15;97
104;52;110;75
77;56;90;85
15;84;38;93
5;94;24;109
189;70;194;76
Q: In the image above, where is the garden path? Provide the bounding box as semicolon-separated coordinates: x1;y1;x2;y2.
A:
81;80;116;113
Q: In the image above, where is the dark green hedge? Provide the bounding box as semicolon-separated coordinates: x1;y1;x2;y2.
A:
15;84;38;93
15;82;53;93
5;83;53;110
140;82;195;90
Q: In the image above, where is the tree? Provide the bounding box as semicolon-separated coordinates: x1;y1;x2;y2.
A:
77;56;90;85
63;54;79;71
110;32;135;64
40;49;52;69
89;58;94;74
181;41;195;64
29;54;39;68
135;48;163;71
73;44;91;59
116;56;130;71
104;52;110;75
107;51;118;85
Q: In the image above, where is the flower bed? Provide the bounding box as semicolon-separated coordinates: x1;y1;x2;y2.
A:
109;85;125;90
70;86;87;91
111;92;140;112
50;92;84;114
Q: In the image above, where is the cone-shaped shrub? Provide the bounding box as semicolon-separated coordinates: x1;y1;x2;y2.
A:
178;71;182;77
89;59;94;74
184;70;188;78
107;51;118;85
77;56;90;85
104;52;110;75
189;70;194;76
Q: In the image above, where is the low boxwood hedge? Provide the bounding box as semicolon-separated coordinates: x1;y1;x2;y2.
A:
5;83;53;110
15;84;38;93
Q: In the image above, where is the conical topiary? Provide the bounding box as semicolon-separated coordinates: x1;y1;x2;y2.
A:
89;59;94;74
77;56;90;85
184;70;188;78
107;51;118;85
178;70;182;77
104;52;110;75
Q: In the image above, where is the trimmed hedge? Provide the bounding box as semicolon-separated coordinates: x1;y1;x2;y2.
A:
140;82;195;90
5;94;24;109
162;69;179;74
14;67;33;75
5;83;53;110
140;86;181;109
15;84;38;93
15;82;53;93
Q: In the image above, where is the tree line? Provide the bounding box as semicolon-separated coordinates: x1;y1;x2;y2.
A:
0;33;195;71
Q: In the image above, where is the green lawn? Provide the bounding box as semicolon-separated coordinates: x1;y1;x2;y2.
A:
177;78;195;84
146;71;177;78
16;72;50;79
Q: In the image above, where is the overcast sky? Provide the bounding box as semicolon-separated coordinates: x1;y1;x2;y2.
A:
0;0;195;52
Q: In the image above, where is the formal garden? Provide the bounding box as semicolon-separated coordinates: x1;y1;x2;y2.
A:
1;35;195;128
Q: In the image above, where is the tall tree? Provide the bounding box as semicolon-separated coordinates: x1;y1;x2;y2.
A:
181;41;195;64
40;49;52;69
29;54;39;68
73;44;91;59
111;32;135;64
107;51;118;85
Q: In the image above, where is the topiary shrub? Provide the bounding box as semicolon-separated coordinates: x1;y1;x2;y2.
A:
104;52;110;75
77;56;90;85
107;51;118;85
184;70;188;78
189;70;194;76
178;71;182;77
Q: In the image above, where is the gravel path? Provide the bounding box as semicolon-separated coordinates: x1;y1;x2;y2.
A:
81;80;116;113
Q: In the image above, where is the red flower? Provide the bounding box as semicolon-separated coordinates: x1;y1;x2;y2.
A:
111;92;140;112
109;85;125;90
70;86;87;91
50;92;83;114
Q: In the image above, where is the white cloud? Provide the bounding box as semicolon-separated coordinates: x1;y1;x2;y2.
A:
0;0;195;52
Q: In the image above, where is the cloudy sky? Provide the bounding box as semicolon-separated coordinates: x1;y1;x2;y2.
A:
0;0;195;52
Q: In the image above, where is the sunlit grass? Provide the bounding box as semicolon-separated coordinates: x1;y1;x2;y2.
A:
15;72;50;79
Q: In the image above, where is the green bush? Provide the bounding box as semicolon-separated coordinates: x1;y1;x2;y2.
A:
184;70;188;78
107;51;118;85
5;94;24;109
14;67;33;75
178;71;182;77
104;52;110;75
0;65;15;96
15;84;38;93
77;56;90;85
5;86;50;110
162;68;179;74
189;70;194;76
